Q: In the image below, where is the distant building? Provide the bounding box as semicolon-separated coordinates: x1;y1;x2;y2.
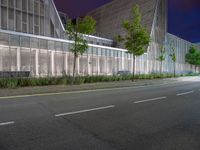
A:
88;0;167;46
87;0;199;73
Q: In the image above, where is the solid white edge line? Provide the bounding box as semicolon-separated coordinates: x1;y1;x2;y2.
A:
176;91;194;96
0;87;145;100
134;96;167;104
0;86;147;100
0;121;15;126
55;105;115;117
0;80;182;100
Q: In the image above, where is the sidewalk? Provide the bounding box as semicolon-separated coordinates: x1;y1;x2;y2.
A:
0;77;195;97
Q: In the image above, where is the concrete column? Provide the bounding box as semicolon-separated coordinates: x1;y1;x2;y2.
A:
131;55;133;74
51;51;55;76
146;54;149;74
17;48;21;71
115;57;118;73
77;56;80;75
87;55;91;75
65;53;68;75
134;56;137;74
122;52;125;70
105;57;107;75
97;55;100;75
35;49;39;77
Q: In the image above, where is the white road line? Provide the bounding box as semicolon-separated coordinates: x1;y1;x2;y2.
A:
176;91;194;96
134;96;167;104
55;105;115;117
0;121;15;127
0;80;181;100
0;87;146;100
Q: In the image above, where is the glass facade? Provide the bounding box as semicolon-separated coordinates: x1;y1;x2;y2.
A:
0;30;131;77
0;0;64;38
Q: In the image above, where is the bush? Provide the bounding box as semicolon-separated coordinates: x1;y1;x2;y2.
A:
6;79;18;89
74;76;85;85
0;79;8;88
0;72;199;89
185;72;199;76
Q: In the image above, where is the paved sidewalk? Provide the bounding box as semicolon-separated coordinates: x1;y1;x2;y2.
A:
0;77;196;97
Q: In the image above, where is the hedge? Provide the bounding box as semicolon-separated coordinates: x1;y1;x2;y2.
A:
0;73;199;89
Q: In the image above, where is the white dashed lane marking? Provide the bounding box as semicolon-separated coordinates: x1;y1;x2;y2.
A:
0;121;15;127
55;105;115;117
176;91;194;96
134;96;167;104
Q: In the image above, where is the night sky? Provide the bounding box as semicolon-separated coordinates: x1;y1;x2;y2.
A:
54;0;200;43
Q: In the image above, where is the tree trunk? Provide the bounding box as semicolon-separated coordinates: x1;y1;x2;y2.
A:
132;54;136;82
173;62;176;78
72;53;77;85
195;65;197;73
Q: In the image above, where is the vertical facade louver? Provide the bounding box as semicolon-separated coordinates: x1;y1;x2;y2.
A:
0;0;65;38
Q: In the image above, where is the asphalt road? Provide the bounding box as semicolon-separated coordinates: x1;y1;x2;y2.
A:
0;77;200;150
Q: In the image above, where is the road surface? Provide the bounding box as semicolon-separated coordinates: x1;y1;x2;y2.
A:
0;77;200;150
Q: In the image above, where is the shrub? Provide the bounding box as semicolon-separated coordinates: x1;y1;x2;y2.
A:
0;72;199;89
74;76;85;85
6;79;18;89
0;79;8;88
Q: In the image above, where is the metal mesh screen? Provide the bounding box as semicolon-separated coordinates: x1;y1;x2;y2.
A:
20;48;31;71
79;55;88;75
39;50;48;76
10;48;17;71
0;47;10;71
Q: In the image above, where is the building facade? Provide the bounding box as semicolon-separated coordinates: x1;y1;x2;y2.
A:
88;0;167;44
88;0;199;74
0;0;198;78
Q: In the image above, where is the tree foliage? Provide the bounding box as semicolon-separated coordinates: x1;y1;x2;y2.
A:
122;5;150;56
66;16;96;56
185;46;200;71
169;47;176;62
118;5;151;80
169;43;177;77
158;46;166;62
157;45;166;75
66;16;96;84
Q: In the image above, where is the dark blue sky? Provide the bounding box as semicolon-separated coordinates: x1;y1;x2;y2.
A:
54;0;200;43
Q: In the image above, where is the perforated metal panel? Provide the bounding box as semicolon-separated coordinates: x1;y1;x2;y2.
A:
0;0;64;38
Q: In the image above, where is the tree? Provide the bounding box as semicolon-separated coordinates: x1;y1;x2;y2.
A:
169;44;176;77
196;53;200;72
66;16;96;84
186;46;200;72
157;45;166;75
117;5;151;81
